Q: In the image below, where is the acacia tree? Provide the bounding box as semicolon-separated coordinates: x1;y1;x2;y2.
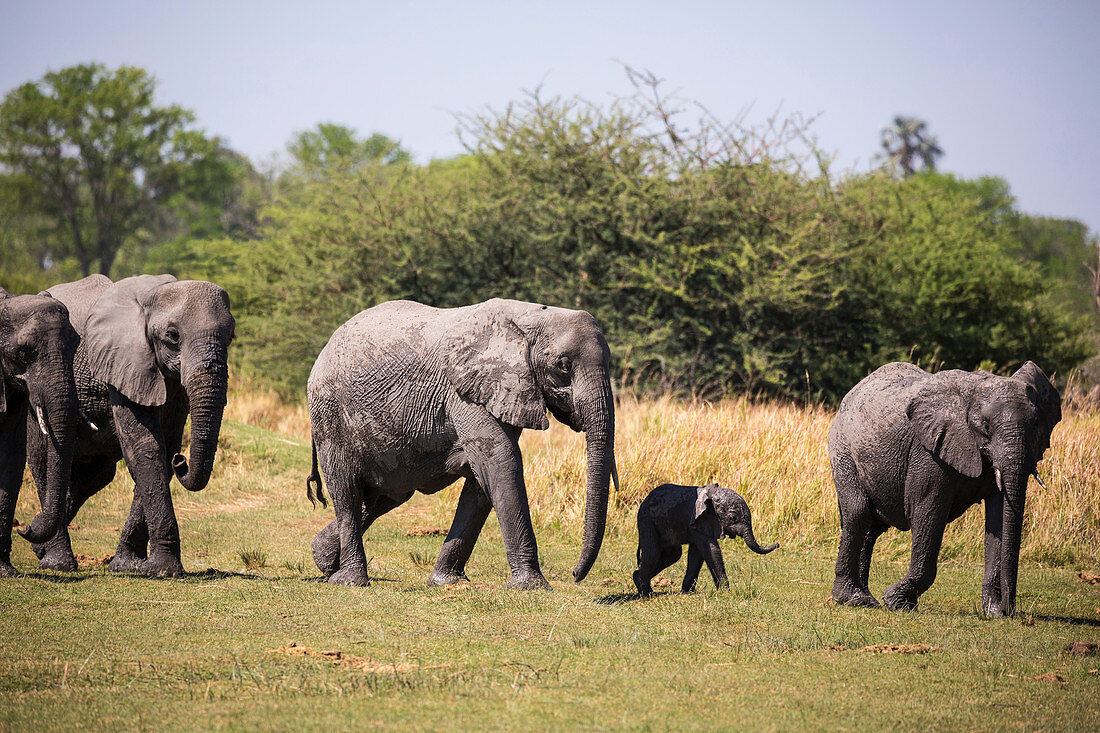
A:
881;116;943;176
0;63;235;276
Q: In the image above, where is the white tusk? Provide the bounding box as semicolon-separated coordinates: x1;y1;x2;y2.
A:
1032;471;1048;490
994;467;1004;494
80;409;98;432
35;404;48;436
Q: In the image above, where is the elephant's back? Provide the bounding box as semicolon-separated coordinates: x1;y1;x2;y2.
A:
43;274;113;334
830;362;927;448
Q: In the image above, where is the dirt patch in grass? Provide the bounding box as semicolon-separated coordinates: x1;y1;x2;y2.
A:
1033;672;1066;683
75;553;112;568
269;642;445;674
1077;571;1100;584
1062;641;1099;656
405;526;448;537
829;643;941;654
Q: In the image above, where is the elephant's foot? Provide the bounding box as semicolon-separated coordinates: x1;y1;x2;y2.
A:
633;571;653;597
832;577;880;608
329;565;370;587
143;551;185;578
427;568;469;587
37;550;78;572
108;547;148;573
882;584;918;612
981;590;1007;618
0;557;19;577
311;532;340;577
505;569;551;591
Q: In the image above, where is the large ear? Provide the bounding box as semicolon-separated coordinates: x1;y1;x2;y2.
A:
906;372;983;478
444;306;548;430
84;274;177;407
1011;360;1062;460
690;484;722;539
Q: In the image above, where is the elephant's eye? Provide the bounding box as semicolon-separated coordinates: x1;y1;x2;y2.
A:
164;327;180;346
554;356;572;375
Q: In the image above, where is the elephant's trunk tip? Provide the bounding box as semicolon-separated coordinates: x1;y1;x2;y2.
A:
172;453;204;492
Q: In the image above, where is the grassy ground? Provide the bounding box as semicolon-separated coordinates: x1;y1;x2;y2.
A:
1;398;1098;730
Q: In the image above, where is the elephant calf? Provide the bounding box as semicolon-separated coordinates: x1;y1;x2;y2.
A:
633;483;778;596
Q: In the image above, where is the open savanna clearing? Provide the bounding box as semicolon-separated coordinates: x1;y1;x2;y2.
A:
1;398;1098;730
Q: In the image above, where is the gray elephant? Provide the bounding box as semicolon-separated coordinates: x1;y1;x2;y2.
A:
307;298;618;589
25;274;235;576
633;483;778;596
829;361;1060;617
0;287;82;575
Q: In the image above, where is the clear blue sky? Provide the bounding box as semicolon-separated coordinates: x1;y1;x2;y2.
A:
3;0;1098;235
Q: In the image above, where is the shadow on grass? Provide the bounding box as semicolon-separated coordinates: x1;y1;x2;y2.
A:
1035;614;1100;627
593;592;647;605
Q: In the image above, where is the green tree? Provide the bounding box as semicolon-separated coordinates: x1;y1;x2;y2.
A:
286;122;410;177
881;116;943;176
0;63;237;276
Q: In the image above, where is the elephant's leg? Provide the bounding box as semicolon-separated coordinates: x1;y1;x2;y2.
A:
311;493;404;578
109;396;182;577
858;523;888;597
633;517;663;596
0;408;27;576
468;429;548;590
34;458;115;572
981;491;1004;616
321;454;370;587
699;539;729;590
883;498;949;611
429;478;492;587
682;544;704;593
832;484;880;607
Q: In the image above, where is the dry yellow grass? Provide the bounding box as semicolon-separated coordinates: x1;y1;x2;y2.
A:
225;385;1100;568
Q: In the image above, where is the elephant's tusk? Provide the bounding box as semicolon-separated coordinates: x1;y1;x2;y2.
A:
80;409;98;432
1032;471;1048;490
994;467;1004;494
35;404;49;437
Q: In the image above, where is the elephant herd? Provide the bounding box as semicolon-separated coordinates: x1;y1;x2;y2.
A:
0;277;1063;617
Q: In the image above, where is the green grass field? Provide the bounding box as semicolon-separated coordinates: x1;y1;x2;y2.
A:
1;403;1098;731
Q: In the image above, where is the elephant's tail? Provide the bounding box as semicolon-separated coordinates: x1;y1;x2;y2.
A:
306;438;327;508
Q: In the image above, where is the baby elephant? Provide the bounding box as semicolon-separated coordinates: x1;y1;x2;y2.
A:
634;483;778;596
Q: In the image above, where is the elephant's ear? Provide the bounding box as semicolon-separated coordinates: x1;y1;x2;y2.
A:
1011;361;1062;461
445;308;549;431
84;274;176;407
906;373;983;478
690;484;723;539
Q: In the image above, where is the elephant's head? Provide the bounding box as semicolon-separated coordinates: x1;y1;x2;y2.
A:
906;362;1061;616
84;275;235;492
693;484;779;555
0;288;80;543
445;299;618;582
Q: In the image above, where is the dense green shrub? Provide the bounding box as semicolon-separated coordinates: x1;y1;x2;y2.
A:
167;88;1094;401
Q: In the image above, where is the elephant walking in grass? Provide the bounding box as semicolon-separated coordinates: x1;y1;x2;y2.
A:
0;288;81;575
829;361;1061;616
308;298;618;589
633;483;778;596
26;274;235;576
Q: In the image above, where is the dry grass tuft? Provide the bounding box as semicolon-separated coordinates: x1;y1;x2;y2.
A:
224;384;1100;567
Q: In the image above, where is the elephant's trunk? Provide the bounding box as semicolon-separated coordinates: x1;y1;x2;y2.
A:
571;368;616;582
997;459;1028;617
18;361;78;543
738;517;779;555
172;336;228;492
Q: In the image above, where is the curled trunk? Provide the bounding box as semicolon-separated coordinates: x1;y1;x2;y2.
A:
737;519;779;555
173;345;228;492
571;368;616;582
18;364;78;543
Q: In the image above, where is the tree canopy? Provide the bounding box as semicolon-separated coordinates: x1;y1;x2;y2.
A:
0;63;236;276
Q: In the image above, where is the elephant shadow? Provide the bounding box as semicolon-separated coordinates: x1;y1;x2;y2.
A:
593;592;649;605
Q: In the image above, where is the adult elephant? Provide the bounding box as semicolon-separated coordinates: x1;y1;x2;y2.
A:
26;274;235;576
308;298;618;589
0;288;81;575
829;361;1061;617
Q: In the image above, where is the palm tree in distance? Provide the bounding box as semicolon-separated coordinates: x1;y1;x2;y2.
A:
881;116;943;176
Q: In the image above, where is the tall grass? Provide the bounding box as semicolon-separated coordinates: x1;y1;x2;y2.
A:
225;384;1100;568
